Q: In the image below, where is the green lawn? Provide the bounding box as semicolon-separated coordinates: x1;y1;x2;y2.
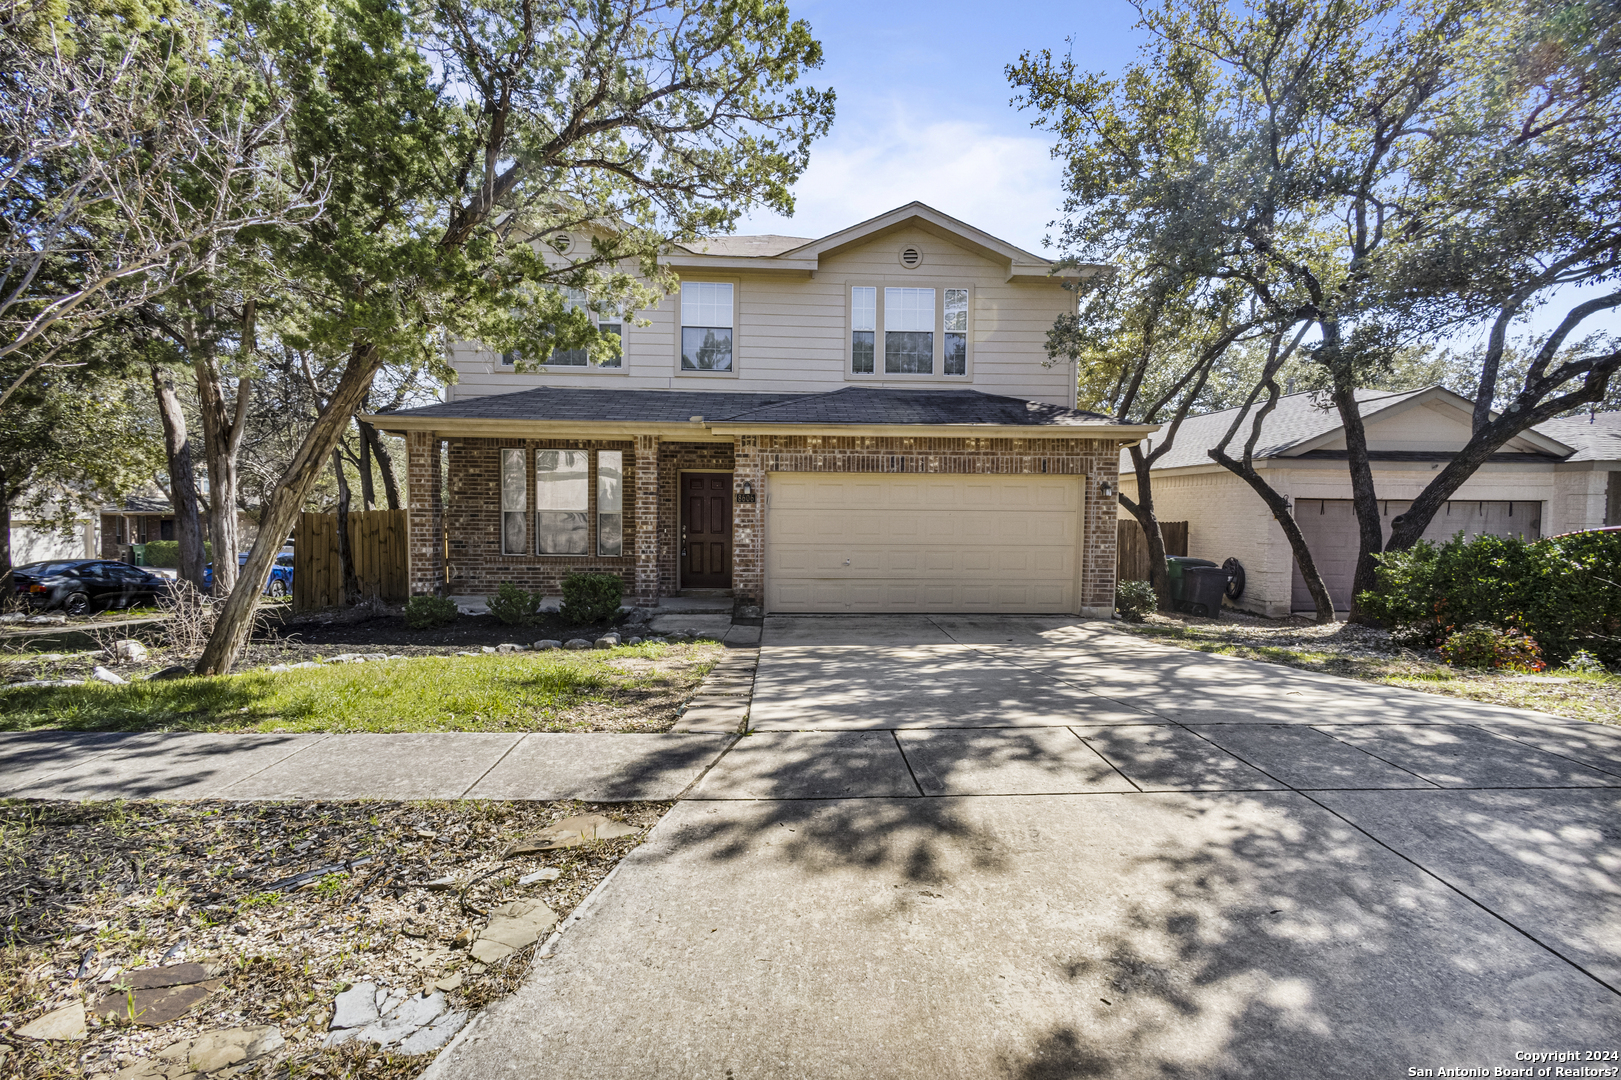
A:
0;644;716;734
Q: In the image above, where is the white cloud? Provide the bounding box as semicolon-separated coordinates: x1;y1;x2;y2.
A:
734;104;1065;252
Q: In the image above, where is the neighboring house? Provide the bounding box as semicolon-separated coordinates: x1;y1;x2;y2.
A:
8;504;96;564
369;203;1154;616
1119;386;1620;616
98;493;181;559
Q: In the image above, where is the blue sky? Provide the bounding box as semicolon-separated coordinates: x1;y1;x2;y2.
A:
736;0;1143;253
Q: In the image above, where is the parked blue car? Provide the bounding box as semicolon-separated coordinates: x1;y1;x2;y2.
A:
203;552;295;597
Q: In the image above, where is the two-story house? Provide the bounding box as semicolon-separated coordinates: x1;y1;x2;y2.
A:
369;203;1154;616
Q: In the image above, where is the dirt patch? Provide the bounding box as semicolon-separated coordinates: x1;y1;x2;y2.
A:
0;799;669;1078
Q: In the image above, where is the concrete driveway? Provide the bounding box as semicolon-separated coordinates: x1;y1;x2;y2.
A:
430;615;1621;1079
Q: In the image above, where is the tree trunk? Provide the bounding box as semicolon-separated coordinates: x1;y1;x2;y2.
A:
1323;322;1386;625
1211;453;1337;623
195;342;384;675
332;444;361;605
1118;444;1172;608
358;423;376;512
0;470;12;600
363;422;402;510
193;350;249;597
149;363;208;588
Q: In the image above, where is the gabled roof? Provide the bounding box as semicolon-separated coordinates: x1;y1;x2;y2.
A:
371;386;1146;437
661;202;1102;284
101;493;174;515
1533;410;1621;463
1136;385;1574;471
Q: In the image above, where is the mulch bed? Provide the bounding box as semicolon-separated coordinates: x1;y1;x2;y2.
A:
0;799;670;1079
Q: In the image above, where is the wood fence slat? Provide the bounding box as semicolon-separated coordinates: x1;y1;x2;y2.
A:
293;508;410;610
1116;519;1189;583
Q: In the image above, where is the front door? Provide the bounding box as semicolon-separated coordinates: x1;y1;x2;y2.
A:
681;473;733;589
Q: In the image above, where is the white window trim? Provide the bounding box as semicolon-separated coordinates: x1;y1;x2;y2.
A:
843;277;972;383
673;277;741;378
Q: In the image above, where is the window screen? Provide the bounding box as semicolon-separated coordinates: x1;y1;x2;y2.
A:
851;287;875;373
944;288;968;375
598;450;623;556
680;282;734;371
500;449;526;554
535;450;589;554
884;287;934;374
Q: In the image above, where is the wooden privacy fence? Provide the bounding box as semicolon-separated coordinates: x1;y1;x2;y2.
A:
293;509;408;610
1116;519;1189;583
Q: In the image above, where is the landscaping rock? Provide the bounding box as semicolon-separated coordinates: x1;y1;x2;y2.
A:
496;643;524;653
517;867;562;885
111;639;149;663
627;636;644;646
185;1025;284;1074
455;651;478;657
330;981;379;1030
147;666;192;681
397;1009;467;1055
4;679;82;689
25;614;67;626
325;653;365;664
17;1001;86;1041
0;611;26;623
594;634;621;649
365;652;390;661
501;814;641;857
531;639;562;650
267;663;289;673
481;645;497;654
91;665;127;685
564;638;593;650
470;900;557;963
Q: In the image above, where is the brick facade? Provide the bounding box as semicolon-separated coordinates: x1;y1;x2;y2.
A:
408;429;1123;615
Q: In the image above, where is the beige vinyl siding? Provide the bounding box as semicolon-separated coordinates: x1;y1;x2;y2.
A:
445;225;1078;405
765;472;1084;613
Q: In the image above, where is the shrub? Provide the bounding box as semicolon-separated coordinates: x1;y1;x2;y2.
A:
1563;649;1610;675
140;540;212;568
1438;623;1545;672
486;582;540;626
1115;579;1156;622
404;593;459;630
1360;529;1621;667
559;572;623;625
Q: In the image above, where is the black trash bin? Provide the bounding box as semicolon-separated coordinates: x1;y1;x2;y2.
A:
1164;556;1217;606
1182;565;1229;617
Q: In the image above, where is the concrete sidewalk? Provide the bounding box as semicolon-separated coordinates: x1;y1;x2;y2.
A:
426;614;1621;1080
0;730;735;802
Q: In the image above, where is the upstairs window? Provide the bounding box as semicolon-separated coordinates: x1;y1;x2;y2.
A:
550;287;590;366
944;288;968;376
681;281;733;371
884;287;934;374
535;450;589;554
851;287;875;373
501;287;622;368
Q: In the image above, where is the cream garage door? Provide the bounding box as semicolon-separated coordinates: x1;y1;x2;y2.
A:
765;472;1084;613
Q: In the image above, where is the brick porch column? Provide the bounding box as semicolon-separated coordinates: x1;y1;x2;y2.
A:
406;430;445;596
1078;440;1121;618
731;435;765;610
633;435;660;605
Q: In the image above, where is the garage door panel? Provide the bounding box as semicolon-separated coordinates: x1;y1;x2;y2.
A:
766;472;1082;613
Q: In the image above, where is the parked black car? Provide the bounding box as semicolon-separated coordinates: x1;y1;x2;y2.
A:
11;560;173;615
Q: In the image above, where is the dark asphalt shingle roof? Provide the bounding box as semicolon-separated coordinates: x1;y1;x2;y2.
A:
1534;411;1621;463
384;386;1122;428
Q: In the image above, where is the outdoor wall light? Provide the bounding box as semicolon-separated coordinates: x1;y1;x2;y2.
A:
741;480;754;497
736;479;757;504
1099;480;1115;498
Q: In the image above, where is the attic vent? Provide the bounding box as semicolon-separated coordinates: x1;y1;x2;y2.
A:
549;232;574;255
899;246;923;269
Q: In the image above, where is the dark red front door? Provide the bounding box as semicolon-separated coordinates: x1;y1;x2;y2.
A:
682;473;732;589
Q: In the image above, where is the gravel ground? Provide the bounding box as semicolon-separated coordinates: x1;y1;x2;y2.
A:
1117;609;1621;726
0;799;670;1079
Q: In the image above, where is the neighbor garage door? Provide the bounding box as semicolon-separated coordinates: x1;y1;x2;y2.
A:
765;472;1083;613
1291;498;1542;611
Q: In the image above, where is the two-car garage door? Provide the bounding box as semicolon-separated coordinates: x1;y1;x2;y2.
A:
765;472;1083;613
